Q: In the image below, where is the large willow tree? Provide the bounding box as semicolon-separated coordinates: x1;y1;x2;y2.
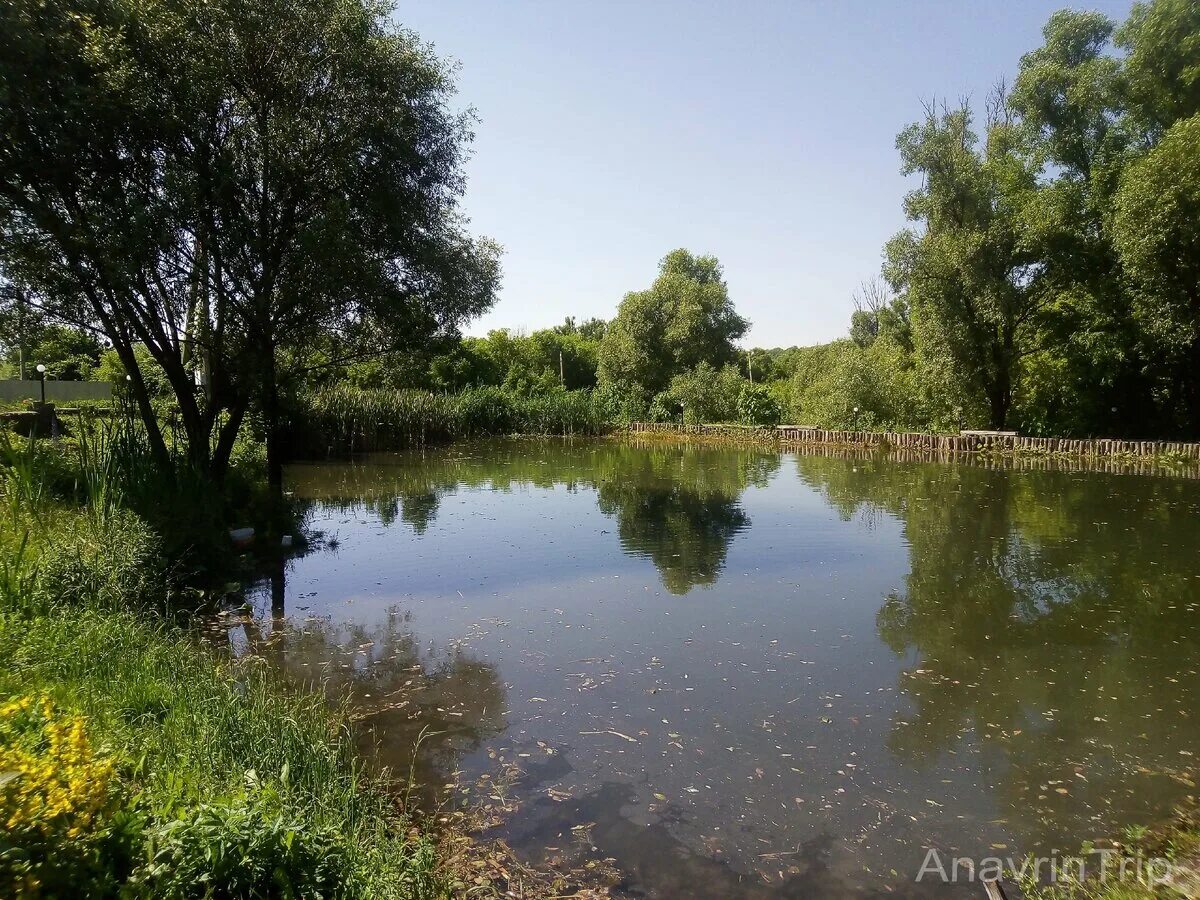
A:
0;0;499;486
884;97;1044;431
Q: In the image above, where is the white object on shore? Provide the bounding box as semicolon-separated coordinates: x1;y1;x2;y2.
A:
229;526;255;547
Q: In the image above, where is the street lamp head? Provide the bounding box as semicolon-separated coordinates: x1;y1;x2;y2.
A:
35;364;46;374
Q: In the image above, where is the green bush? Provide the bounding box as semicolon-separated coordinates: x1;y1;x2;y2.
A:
650;363;746;425
137;774;348;899
787;337;952;431
737;383;782;426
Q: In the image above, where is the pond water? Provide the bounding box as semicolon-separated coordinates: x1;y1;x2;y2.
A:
229;438;1200;897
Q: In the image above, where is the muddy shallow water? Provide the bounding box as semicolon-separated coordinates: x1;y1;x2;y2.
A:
224;438;1200;897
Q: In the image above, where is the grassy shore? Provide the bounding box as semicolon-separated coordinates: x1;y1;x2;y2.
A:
3;421;624;898
1;608;447;898
1014;813;1200;898
0;427;460;898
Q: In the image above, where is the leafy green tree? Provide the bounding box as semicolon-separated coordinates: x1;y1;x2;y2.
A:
788;338;940;431
20;325;102;381
1010;10;1124;179
650;362;745;424
736;382;782;426
0;0;498;487
1118;0;1200;136
576;317;608;342
1007;9;1157;437
885;97;1044;430
1112;114;1200;434
848;277;912;351
598;250;748;402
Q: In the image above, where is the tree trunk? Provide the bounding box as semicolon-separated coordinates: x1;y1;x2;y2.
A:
209;399;248;483
262;339;283;498
113;340;173;472
988;372;1012;431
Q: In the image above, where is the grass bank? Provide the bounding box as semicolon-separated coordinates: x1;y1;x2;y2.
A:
0;427;453;898
0;609;445;898
1014;812;1200;898
1;421;616;898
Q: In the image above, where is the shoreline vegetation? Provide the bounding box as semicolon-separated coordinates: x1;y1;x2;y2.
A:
281;383;1200;469
0;427;611;898
623;421;1200;468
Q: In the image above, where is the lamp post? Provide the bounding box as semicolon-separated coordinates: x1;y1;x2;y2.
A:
35;364;46;404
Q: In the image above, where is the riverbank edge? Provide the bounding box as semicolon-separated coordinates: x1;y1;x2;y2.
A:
0;431;606;898
624;422;1200;469
1;602;614;899
1013;807;1200;899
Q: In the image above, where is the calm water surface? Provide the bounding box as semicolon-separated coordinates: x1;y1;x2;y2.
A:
230;438;1200;897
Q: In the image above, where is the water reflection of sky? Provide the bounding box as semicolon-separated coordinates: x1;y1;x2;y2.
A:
231;439;1200;899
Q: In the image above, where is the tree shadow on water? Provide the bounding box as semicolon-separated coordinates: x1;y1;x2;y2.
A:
498;780;956;899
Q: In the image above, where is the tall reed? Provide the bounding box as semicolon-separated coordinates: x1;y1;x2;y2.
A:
290;385;611;455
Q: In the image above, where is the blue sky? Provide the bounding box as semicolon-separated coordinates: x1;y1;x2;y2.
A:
397;1;1134;348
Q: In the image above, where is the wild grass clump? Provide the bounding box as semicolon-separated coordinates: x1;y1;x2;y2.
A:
0;424;449;898
289;385;611;454
0;430;163;616
0;416;295;593
0;608;444;898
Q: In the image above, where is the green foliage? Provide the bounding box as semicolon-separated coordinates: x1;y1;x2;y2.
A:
1010;10;1123;178
649;363;745;425
739;0;1200;440
0;0;500;485
784;338;948;431
0;606;444;899
321;320;606;400
598;250;748;401
137;773;348;899
736;382;782;427
290;385;610;454
884;97;1042;430
0;324;103;382
1112;114;1200;430
1118;0;1200;134
0;425;446;898
94;347;170;399
0;431;161;616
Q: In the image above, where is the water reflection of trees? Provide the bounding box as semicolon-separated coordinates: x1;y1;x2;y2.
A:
288;439;781;594
796;453;1200;846
236;603;507;806
594;446;777;594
